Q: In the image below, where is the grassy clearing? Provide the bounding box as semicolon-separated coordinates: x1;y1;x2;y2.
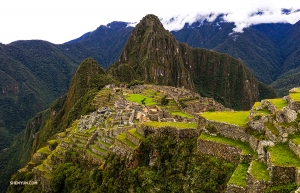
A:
201;111;250;127
143;121;198;129
290;132;300;145
268;143;300;167
267;98;288;110
171;111;194;118
250;160;270;181
199;133;254;155
126;94;157;105
228;163;249;187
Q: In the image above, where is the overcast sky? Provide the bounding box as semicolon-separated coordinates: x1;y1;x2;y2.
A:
1;0;300;44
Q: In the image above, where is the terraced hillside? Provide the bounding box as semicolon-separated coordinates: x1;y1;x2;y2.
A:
9;85;300;192
198;87;300;192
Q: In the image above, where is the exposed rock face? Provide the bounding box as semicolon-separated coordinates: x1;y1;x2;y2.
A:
257;140;275;162
110;14;277;110
276;107;297;123
248;115;268;132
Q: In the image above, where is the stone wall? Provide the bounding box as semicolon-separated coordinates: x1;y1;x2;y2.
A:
142;126;199;139
287;96;300;112
289;140;300;158
111;139;135;159
198;117;258;151
225;184;246;193
266;152;296;185
246;172;268;193
126;132;140;146
197;139;242;164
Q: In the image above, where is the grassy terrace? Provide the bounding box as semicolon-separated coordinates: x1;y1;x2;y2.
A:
128;128;143;139
143;121;198;129
126;94;157;105
200;111;250;127
117;132;138;149
268;143;300;167
228;163;249;187
267;98;288;110
37;147;50;154
250;160;270;182
290;92;300;101
199;133;254;155
86;148;104;159
171;111;194;118
290;132;300;145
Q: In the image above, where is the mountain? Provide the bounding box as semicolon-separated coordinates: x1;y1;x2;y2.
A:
171;18;300;96
109;14;276;110
60;21;133;69
0;58;116;192
0;22;132;153
171;18;292;84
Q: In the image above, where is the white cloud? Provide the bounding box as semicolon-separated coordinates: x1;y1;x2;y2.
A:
0;0;300;44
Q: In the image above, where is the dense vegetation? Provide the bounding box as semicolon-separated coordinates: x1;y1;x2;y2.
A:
47;135;235;193
0;58;116;192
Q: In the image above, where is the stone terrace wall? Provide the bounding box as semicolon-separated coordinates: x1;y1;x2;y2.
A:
197;139;242;164
289;140;300;158
126;132;140;146
111;139;135;159
225;184;246;193
141;125;199;139
198;116;258;151
287;96;300;112
266;152;297;185
246;166;269;193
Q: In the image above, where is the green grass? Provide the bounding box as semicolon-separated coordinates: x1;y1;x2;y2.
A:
290;131;300;145
290;92;300;101
143;121;198;129
128;128;143;139
250;160;270;181
201;111;250;127
252;102;261;108
268;143;300;167
171;111;194;118
264;121;279;136
117;133;138;149
86;148;104;159
267;98;288;110
228;163;249;187
199;133;254;155
126;94;157;105
254;108;270;116
36;147;50;154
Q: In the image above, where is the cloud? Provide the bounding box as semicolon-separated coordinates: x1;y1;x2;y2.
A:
1;0;300;44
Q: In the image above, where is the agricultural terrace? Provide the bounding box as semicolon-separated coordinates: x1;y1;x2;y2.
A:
200;111;250;127
267;98;288;110
252;102;270;116
143;121;198;129
268;143;300;167
228;163;249;187
249;160;270;182
199;133;254;155
289;88;300;101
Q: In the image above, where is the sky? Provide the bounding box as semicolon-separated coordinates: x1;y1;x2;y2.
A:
1;0;300;44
